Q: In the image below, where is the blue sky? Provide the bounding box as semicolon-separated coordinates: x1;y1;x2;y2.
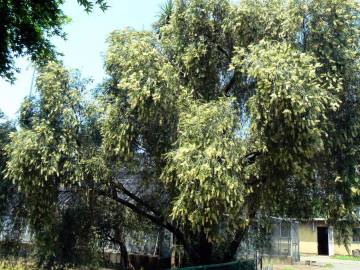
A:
0;0;163;119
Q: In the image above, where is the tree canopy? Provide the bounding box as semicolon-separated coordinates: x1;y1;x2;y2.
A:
0;0;107;83
4;0;360;266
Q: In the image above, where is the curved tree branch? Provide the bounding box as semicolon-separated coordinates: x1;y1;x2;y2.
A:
242;151;262;166
98;187;201;263
222;73;236;95
113;181;162;217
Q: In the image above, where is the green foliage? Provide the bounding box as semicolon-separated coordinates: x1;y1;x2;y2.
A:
0;111;13;175
0;112;27;253
160;0;233;100
104;0;360;253
0;0;107;82
6;63;85;191
4;0;360;265
164;98;246;241
235;40;339;167
103;30;179;164
0;260;36;270
77;0;108;13
153;0;174;34
4;63;108;268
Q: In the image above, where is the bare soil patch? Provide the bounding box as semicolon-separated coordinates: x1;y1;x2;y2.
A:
273;264;325;270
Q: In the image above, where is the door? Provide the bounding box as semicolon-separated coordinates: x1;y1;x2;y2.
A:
317;227;329;255
328;226;335;256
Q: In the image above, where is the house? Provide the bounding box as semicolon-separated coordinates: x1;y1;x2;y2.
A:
239;216;360;267
298;219;360;256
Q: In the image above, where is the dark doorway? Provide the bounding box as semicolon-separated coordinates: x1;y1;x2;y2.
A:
317;227;329;255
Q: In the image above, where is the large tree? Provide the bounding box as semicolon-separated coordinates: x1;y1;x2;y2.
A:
0;0;107;83
5;0;360;266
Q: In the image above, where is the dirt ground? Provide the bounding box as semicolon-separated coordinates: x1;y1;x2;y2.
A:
273;258;360;270
273;265;325;270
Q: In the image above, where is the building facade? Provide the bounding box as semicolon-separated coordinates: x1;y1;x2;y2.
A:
299;219;360;256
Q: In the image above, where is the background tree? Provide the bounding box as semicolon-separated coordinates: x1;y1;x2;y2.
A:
5;0;360;266
0;111;27;257
0;0;108;82
4;65;155;269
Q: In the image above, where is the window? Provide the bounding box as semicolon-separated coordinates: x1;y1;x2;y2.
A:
353;228;360;243
281;223;291;238
272;222;291;238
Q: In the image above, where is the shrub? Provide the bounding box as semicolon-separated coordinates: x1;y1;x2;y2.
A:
0;260;36;270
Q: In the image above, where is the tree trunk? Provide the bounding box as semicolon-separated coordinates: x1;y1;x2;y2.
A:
157;227;164;257
119;241;129;270
113;227;130;270
224;227;248;261
224;190;259;262
198;230;213;265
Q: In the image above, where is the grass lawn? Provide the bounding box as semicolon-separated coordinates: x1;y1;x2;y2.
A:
332;255;360;261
